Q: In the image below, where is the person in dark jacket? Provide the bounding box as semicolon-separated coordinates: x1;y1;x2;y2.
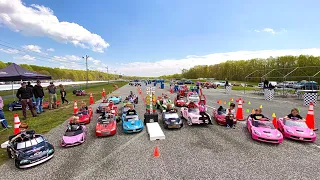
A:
33;80;45;114
27;81;35;102
59;84;69;104
16;82;37;120
225;78;229;89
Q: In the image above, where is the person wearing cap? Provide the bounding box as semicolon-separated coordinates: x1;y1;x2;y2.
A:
16;82;37;120
33;80;45;114
9;123;35;142
46;82;57;110
0;96;10;128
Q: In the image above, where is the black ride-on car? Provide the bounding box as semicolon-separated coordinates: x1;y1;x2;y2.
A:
5;133;54;169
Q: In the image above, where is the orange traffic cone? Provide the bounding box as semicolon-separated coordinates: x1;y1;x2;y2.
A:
272;115;278;129
306;102;318;131
236;98;244;121
73;100;78;114
13;114;21;135
102;88;106;98
89;93;94;105
153;146;160;157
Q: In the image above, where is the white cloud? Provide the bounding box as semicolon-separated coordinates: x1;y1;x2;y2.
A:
263;28;275;34
254;28;286;34
47;48;55;52
14;54;36;61
0;0;109;53
0;48;19;54
113;48;320;77
22;44;42;53
51;55;81;62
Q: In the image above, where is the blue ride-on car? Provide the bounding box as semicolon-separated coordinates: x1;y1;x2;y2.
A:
7;100;36;111
108;94;122;104
120;108;144;133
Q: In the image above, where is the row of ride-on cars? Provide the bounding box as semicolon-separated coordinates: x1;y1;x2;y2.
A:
3;93;128;169
158;90;316;144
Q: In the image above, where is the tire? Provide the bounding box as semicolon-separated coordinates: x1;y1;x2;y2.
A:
7;149;13;158
8;106;13;111
187;117;192;126
15;159;21;169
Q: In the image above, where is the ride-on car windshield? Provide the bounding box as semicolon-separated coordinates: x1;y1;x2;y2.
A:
284;120;308;128
188;108;199;113
100;103;108;107
218;108;226;115
65;129;83;136
165;113;179;119
16;136;44;150
253;120;275;129
125;115;139;121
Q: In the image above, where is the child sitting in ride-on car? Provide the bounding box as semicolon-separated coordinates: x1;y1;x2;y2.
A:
68;116;80;131
79;101;88;111
284;108;305;121
250;108;267;120
226;103;236;129
199;100;212;124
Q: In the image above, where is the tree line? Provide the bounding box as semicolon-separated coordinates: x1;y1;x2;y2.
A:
0;60;142;81
159;55;320;82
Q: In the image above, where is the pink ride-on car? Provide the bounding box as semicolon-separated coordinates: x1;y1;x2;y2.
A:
277;118;316;142
61;124;87;147
180;107;211;126
247;116;283;144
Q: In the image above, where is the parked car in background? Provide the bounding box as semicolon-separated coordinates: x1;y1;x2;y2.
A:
184;80;194;84
213;81;231;87
293;81;318;90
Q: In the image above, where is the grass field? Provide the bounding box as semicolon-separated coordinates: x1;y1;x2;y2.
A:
0;81;127;165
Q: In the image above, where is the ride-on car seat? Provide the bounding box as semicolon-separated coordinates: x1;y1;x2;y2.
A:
217;106;226;115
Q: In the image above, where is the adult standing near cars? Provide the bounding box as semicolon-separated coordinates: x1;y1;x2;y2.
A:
47;82;57;110
224;78;229;89
16;82;37;120
59;84;69;104
27;81;35;102
33;80;45;114
0;96;10;128
263;78;269;89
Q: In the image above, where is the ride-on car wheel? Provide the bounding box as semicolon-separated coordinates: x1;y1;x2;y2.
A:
187;117;192;125
7;149;13;158
15;159;21;169
8;106;13;111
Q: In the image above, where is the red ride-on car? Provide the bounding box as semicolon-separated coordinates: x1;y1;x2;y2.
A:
42;100;61;109
71;108;93;124
95;114;117;137
174;95;186;107
75;90;87;96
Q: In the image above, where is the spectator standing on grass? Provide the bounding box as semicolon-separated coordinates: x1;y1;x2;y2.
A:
47;82;57;110
33;80;45;114
0;96;10;128
16;82;37;120
59;84;69;104
27;81;35;102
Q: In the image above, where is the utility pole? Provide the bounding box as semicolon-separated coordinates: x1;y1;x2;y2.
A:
82;55;89;89
106;66;109;84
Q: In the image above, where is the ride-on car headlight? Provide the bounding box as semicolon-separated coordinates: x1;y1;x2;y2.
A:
20;159;30;164
124;125;129;129
277;133;281;137
310;131;314;136
285;129;294;134
253;130;260;135
47;149;54;155
96;130;101;133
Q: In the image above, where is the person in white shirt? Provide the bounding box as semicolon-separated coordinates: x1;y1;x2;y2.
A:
226;103;236;129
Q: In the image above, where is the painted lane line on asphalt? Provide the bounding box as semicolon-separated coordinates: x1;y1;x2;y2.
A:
72;131;146;179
